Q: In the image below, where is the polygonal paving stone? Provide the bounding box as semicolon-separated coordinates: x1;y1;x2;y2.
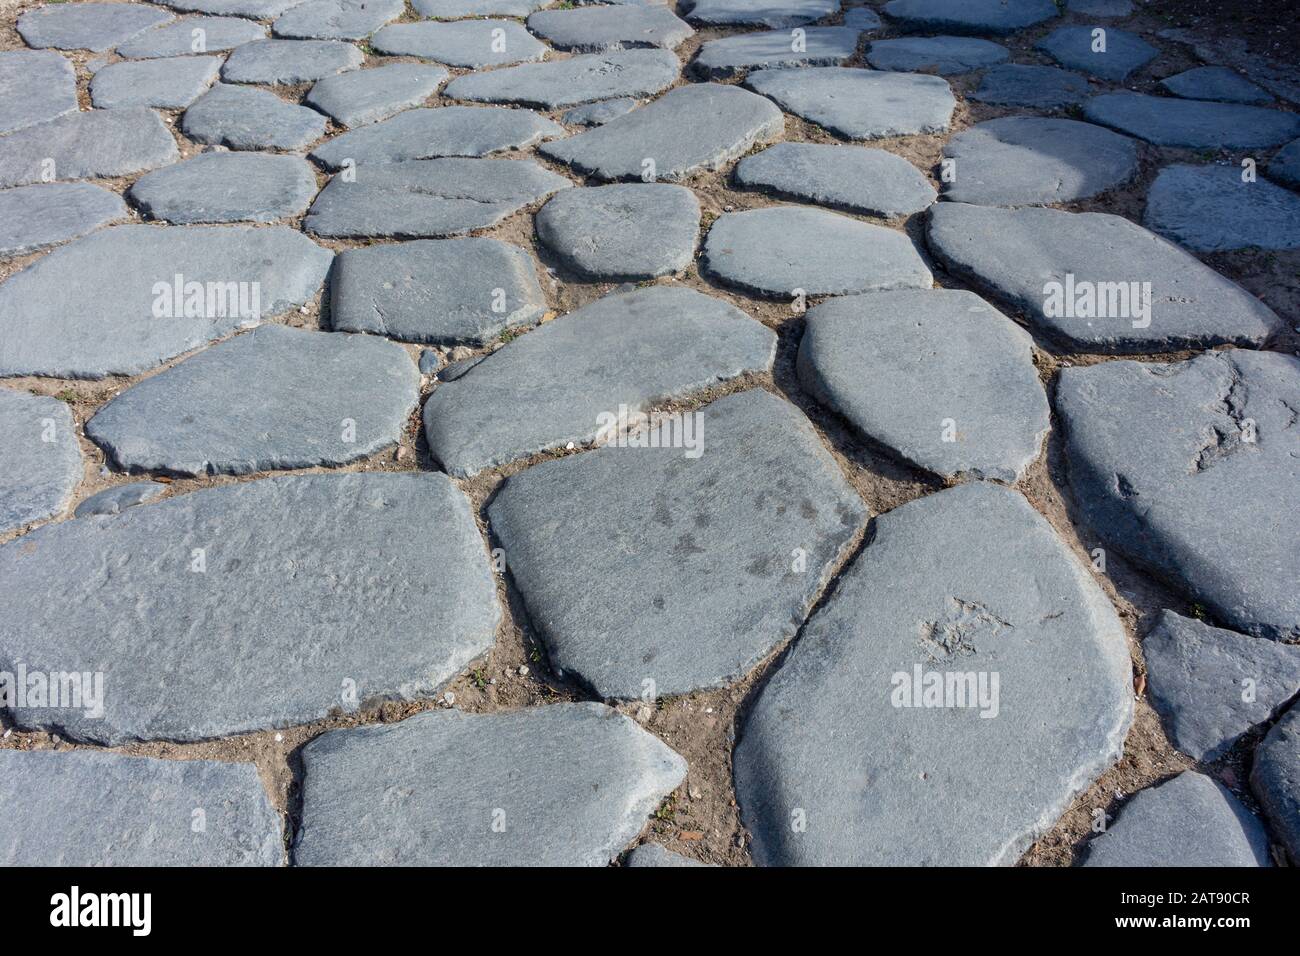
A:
1161;66;1273;105
541;83;783;181
183;82;328;149
0;108;178;188
687;0;837;28
882;0;1058;35
0;472;500;744
221;38;362;83
941;117;1138;206
305;63;448;127
1083;92;1300;149
293;704;685;866
1144;610;1300;763
527;5;693;51
0;183;126;257
625;845;710;867
843;6;882;31
0;224;332;378
703;206;931;297
128;152;318;224
1145;163;1300;252
486;389;865;697
371;21;545;68
797;289;1048;481
413;0;550;14
17;2;173;52
970;63;1090;108
74;480;168;517
734;481;1133;866
0;388;82;535
158;0;306;16
443;49;680;108
0;751;283;866
693;27;860;79
866;36;1007;75
310;107;563;168
563;97;637;126
1270;138;1300;190
304;158;570;238
1057;351;1300;641
734;143;935;217
745;67;955;140
0;50;78;135
89;55;221;109
926;203;1281;351
424;286;775;476
116;15;267;57
1083;772;1271;867
273;0;403;39
1036;26;1157;82
330;237;547;345
1252;705;1300;861
535;183;699;279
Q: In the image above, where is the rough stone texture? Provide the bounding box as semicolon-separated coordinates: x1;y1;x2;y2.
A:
116;15;267;57
971;63;1090;109
798;290;1048;481
0;50;78;135
1161;66;1273;105
1057;351;1300;642
0;108;179;188
0;751;283;866
1083;92;1300;149
0;183;126;257
686;0;838;29
882;0;1058;35
17;2;172;51
626;844;710;866
86;325;417;475
693;27;860;79
74;480;168;517
941;117;1138;206
424;286;775;477
866;36;1008;75
486;389;864;697
221;38;362;83
735;143;934;217
310;107;563;167
1036;26;1158;82
304;158;570;238
1252;705;1300;862
704;205;931;297
0;224;332;378
527;5;693;51
563;98;637;126
0;388;82;534
1270;138;1300;190
159;0;308;14
272;0;403;40
926;203;1281;351
1083;772;1271;867
746;67;955;140
331;237;548;345
90;56;222;109
0;473;500;744
293;704;685;866
305;63;448;127
843;6;881;31
542;83;783;181
443;50;680;108
1144;610;1300;763
371;21;545;68
735;481;1133;866
128;151;317;224
1145;163;1300;252
183;82;328;150
535;183;699;279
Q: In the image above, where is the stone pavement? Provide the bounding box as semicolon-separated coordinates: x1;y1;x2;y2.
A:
0;0;1297;867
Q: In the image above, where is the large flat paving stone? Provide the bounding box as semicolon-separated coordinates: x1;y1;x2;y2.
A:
0;751;283;866
371;21;545;68
304;158;570;238
293;704;685;865
424;286;776;477
797;289;1048;481
1252;705;1300;861
541;83;783;181
528;5;692;51
843;6;882;30
183;82;328;150
1083;92;1300;149
866;36;1007;75
745;67;955;140
0;183;126;257
1161;66;1273;105
1036;26;1157;82
17;2;173;51
331;237;547;345
734;481;1133;866
486;389;865;697
0;108;179;188
221;38;362;83
0;388;82;534
1056;350;1300;641
882;0;1058;35
563;97;638;126
535;183;699;279
89;55;222;109
970;63;1090;109
272;0;403;39
128;151;317;224
74;480;168;517
310;107;563;168
1270;138;1300;190
941;116;1138;206
0;472;500;744
734;142;935;217
0;224;332;378
703;205;931;297
305;63;448;127
414;0;551;14
693;27;860;79
159;0;308;15
85;324;417;475
686;0;838;28
1144;610;1300;763
1083;772;1271;867
0;50;78;135
444;50;680;108
116;15;267;57
926;203;1282;351
1145;163;1300;252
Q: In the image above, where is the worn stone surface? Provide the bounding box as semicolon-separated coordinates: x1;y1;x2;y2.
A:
704;205;931;297
625;844;710;867
0;751;283;866
424;286;775;476
1145;163;1300;252
746;67;955;140
0;224;332;378
1161;66;1273;104
331;237;547;344
129;151;317;224
90;55;222;109
412;0;550;14
0;108;178;188
371;20;545;68
486;389;864;697
116;15;267;57
0;473;499;744
221;38;362;83
1083;92;1300;149
183;82;328;150
843;6;881;31
735;143;935;217
444;50;680;108
1057;350;1300;640
0;388;82;534
159;0;307;14
1067;0;1131;13
272;0;403;40
1252;705;1300;861
866;36;1007;75
535;183;699;279
294;704;685;865
926;202;1282;351
1270;138;1300;190
0;183;126;256
971;63;1090;108
693;27;860;79
735;481;1133;866
1037;26;1157;82
305;63;448;127
686;0;838;28
0;50;78;135
527;5;693;51
563;97;637;125
311;106;563;167
17;2;172;51
74;481;168;517
882;0;1058;35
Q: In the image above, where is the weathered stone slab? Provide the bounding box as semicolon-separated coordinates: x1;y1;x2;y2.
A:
17;2;173;52
413;0;550;14
487;389;864;696
183;82;328;150
272;0;403;39
310;107;563;168
687;0;837;28
0;388;82;534
74;480;168;517
116;15;267;57
158;0;306;18
1036;26;1157;82
527;5;693;51
563;98;637;126
1252;705;1300;861
0;108;178;188
305;63;448;127
866;36;1007;74
221;38;362;83
443;50;680;108
843;6;881;31
371;21;545;68
0;50;78;135
1083;92;1300;149
1145;163;1300;252
1161;66;1272;105
734;481;1133;866
1270;138;1300;190
89;55;222;109
693;27;860;79
734;143;935;217
0;183;126;257
971;63;1090;108
882;0;1058;35
129;152;318;225
746;67;955;139
625;844;710;867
